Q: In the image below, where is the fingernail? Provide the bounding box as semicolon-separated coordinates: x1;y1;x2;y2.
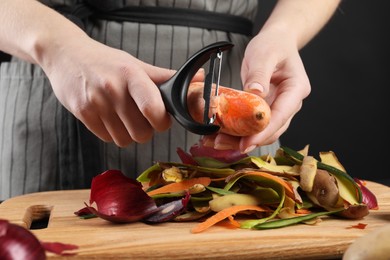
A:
197;68;205;75
243;145;257;154
214;143;234;150
247;82;264;96
201;137;214;147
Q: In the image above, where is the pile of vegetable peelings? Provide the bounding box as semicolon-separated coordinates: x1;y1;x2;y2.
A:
75;141;378;233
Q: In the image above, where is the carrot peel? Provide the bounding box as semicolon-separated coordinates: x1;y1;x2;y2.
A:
227;216;241;228
241;171;295;200
147;177;211;196
191;205;268;233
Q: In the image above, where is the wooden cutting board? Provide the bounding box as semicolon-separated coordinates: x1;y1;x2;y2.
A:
1;181;389;259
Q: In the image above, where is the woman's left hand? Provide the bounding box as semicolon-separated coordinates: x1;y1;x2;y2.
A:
203;27;311;153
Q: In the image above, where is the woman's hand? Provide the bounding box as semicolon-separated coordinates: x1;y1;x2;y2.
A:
43;36;176;147
204;27;311;153
0;0;182;148
201;0;340;154
240;31;311;152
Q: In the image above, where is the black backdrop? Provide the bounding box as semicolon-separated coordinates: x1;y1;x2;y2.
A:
0;52;10;63
257;0;389;185
1;0;389;185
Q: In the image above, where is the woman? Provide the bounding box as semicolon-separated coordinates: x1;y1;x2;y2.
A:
0;0;340;200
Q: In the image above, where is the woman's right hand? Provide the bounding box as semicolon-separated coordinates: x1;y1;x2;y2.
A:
0;0;180;147
42;35;176;147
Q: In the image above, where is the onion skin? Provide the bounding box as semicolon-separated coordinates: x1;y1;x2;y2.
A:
176;138;248;166
354;178;379;210
189;139;247;163
41;242;78;256
0;219;46;260
143;193;191;223
176;147;198;165
81;170;197;224
88;170;159;223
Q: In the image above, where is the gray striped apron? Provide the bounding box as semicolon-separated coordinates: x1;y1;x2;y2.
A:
0;0;279;200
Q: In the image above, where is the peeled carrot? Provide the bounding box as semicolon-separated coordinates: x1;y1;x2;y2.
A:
147;177;211;196
187;82;271;136
191;205;268;233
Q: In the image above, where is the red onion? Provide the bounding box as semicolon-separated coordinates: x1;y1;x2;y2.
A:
354;178;379;210
0;219;79;259
86;170;159;223
0;219;45;260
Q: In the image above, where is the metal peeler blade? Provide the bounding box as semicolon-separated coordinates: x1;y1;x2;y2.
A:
203;50;223;125
159;41;234;135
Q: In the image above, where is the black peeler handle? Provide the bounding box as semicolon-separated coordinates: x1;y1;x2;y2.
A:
159;41;234;135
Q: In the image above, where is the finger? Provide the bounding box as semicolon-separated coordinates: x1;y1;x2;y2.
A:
78;112;113;143
199;133;241;151
99;105;134;147
260;116;292;145
140;62;176;85
201;134;217;147
87;88;134;147
239;90;303;153
101;74;156;143
241;52;276;98
238;120;290;154
140;63;204;131
141;62;205;84
72;96;115;143
191;68;205;82
116;96;155;143
126;70;172;132
213;134;241;150
78;102;132;147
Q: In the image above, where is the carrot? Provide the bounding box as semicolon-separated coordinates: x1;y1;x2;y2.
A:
191;205;268;233
227;215;241;228
147;177;211;196
187;82;271;136
296;208;312;215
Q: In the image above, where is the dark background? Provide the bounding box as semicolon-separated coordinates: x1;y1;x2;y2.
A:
0;51;10;63
257;0;389;185
1;0;388;185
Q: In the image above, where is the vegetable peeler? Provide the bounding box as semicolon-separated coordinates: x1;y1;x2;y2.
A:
159;41;234;135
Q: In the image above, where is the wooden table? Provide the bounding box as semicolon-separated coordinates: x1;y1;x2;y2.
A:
1;181;389;259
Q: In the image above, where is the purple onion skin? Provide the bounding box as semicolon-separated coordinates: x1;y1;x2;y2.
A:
0;220;46;260
88;170;159;223
143;193;191;223
354;178;379;210
189;142;247;163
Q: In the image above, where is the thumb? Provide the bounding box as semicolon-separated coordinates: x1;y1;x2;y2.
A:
142;63;176;85
191;68;205;82
241;60;273;99
145;63;205;85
